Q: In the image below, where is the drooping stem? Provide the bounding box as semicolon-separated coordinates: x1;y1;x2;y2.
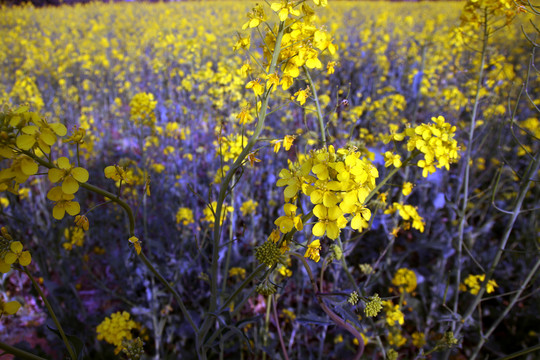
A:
22;267;77;360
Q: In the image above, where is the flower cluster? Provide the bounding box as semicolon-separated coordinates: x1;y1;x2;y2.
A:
384;202;425;233
96;311;140;354
129;92;157;128
0;227;31;273
238;0;336;96
63;226;85;251
383;116;459;178
276;146;379;244
391;268;417;294
460;274;498;295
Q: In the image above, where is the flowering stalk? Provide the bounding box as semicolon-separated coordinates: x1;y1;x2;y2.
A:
453;7;489;332
199;20;287;354
454;150;540;338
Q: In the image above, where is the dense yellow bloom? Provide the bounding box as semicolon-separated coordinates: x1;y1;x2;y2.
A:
461;274;498;295
240;199;258;217
96;311;140;354
130;92;157;127
392;268;417;293
176;207;194;225
383;301;404;326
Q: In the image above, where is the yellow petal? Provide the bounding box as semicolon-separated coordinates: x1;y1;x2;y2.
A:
312;222;326;237
326;223;339;239
62;177;79;194
40;130;56;146
313;204;327;219
48;168;64;183
0;259;11;273
21;157;38;175
52;205;66;220
4;252;17;265
4;300;21;315
57;157;71;169
72;167;89;183
49;123;67;136
19;251;31;266
16;134;36;150
10;241;23;253
65;201;80;216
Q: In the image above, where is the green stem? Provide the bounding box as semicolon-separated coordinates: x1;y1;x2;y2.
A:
22;267;76;360
290;253;365;360
0;341;48;360
453;6;489;332
200;20;287;352
470;258;540;359
303;66;326;147
454;151;540;338
262;295;272;360
138;251;198;333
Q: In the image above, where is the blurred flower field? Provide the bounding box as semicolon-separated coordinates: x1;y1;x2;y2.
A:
0;0;539;359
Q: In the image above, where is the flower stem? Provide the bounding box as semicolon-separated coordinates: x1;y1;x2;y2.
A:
303;66;326;147
22;267;77;360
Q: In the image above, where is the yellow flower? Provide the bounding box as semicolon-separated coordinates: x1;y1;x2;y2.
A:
104;165;132;184
462;274;498;295
326;61;336;75
274;203;303;233
4;241;32;266
48;157;89;194
0;299;21;316
128;236;141;255
47;186;80;220
293;88;310;105
176;208;194;225
304;239;321;262
402;182;413;196
246;79;264;97
228;267;247;279
96;311;140;354
392;268;417;293
240;199;258;217
312;204;347;240
383;301;404;326
384;151;402;168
